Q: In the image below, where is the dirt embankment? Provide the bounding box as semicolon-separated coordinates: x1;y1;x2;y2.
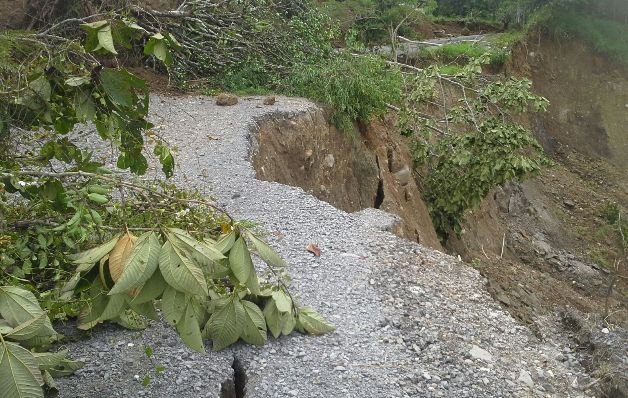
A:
252;109;442;251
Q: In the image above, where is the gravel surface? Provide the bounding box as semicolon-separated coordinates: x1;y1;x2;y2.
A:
56;95;595;397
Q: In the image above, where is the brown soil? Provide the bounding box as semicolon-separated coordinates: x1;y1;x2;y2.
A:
253;108;442;250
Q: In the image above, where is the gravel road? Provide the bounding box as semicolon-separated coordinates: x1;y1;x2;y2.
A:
55;95;595;398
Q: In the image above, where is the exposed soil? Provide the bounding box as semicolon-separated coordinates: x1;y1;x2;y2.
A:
253;108;442;250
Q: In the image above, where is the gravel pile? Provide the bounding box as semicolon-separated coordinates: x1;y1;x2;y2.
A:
56;95;595;397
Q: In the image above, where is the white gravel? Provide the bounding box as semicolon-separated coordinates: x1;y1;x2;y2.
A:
56;95;596;397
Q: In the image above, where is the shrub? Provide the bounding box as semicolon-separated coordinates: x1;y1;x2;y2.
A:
287;52;402;132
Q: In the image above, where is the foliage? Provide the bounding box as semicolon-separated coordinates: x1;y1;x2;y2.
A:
1;11;334;398
397;56;550;240
0;285;83;397
287;52;402;132
319;0;432;44
547;8;628;65
417;41;510;66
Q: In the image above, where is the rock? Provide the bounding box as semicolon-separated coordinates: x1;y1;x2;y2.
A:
393;166;411;186
518;370;534;388
323;154;335;168
215;93;238;106
469;345;493;362
563;199;576;209
532;239;552;255
263;96;276;105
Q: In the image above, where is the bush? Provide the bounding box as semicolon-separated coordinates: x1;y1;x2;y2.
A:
286;53;402;132
418;42;510;66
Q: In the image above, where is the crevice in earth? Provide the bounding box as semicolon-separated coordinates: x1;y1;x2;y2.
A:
374;156;385;209
220;356;247;398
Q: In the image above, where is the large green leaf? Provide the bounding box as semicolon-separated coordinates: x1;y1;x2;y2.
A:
77;278;108;330
144;34;172;65
74;89;96;122
214;231;235;254
245;231;286;267
271;290;292;313
98;294;127;321
70;235;120;272
99;69;145;107
297;307;335;335
262;298;282;339
4;313;48;341
240;300;267;346
205;297;244;351
33;350;83;378
115;309;149;330
109;232;161;295
176;303;205;352
159;241;208;297
129;301;158;321
131;269;166;304
0;341;44;398
229;237;253;285
0;287;55;336
161;286;187;327
166;228;225;264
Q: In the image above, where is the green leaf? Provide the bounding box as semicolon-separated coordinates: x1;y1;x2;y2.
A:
297;307;335;335
262;298;282;339
77;278;108;330
240;300;267;346
4;313;48;341
176;303;205;352
159;241;208;297
99;294;127;321
229;237;253;285
280;311;296;336
70;235;120;272
0;341;44;398
99;68;145;107
115;309;149;330
109;232;161;295
245;231;286;267
87;192;108;204
161;286;187;327
205;297;244;351
74;89;96;122
65;76;91;87
131;269;166;304
0;287;55;336
33;350;83;378
96;24;117;54
166;228;225;264
128;301;158;321
214;231;235;254
271;290;292;313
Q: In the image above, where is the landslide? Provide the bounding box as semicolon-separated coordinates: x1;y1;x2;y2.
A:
253;109;442;251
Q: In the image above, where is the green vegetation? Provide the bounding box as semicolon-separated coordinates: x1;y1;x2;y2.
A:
398;58;550;239
549;10;628;64
287;53;402;131
0;11;334;397
418;42;509;65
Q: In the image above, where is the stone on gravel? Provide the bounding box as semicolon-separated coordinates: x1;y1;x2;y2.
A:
518;370;534;388
469;345;493;362
216;92;238;106
263;96;276;105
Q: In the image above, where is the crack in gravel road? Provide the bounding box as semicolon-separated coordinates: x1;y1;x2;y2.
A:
56;95;596;398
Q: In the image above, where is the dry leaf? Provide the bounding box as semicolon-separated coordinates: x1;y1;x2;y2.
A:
108;232;137;282
306;243;321;257
207;135;221;140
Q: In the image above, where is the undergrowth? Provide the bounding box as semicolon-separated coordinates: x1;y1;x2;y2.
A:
549;10;628;65
285;53;402;132
418;42;510;66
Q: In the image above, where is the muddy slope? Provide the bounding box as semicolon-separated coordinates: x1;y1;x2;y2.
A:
253;109;442;250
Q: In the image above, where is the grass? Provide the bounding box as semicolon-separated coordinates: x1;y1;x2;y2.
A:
418;42;510;66
549;10;628;65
